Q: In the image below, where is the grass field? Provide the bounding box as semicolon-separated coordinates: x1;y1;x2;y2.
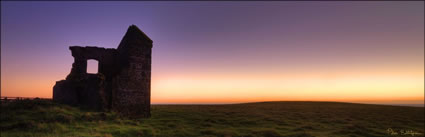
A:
1;99;423;137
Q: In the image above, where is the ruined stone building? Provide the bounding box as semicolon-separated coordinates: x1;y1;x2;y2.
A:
53;25;152;117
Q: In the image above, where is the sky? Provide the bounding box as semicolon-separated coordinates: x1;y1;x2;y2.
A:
1;1;424;105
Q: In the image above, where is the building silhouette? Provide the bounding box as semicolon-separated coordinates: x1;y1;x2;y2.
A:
53;25;152;117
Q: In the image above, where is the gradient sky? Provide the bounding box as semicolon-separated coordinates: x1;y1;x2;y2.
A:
1;2;424;104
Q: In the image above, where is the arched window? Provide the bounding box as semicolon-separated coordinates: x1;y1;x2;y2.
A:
87;59;99;74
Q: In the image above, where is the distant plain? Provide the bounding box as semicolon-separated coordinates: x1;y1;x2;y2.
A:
1;99;423;137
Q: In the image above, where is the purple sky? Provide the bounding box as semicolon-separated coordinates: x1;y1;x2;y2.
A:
1;2;424;104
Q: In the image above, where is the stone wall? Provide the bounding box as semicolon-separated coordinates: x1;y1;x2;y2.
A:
53;74;107;111
53;25;152;117
112;25;152;117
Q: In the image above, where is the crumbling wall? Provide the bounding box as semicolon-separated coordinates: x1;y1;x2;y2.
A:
54;46;116;111
53;25;152;117
53;74;107;110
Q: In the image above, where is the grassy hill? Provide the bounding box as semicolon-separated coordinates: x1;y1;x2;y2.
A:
1;99;423;137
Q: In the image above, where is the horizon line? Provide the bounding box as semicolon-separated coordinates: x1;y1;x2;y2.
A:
1;96;423;107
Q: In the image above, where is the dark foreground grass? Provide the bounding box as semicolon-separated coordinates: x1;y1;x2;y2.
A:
1;99;423;137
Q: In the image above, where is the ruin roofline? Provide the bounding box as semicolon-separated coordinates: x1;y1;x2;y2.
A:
69;46;116;50
128;24;153;43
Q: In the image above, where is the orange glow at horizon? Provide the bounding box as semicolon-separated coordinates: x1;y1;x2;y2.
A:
1;68;424;104
2;51;424;104
150;71;424;104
